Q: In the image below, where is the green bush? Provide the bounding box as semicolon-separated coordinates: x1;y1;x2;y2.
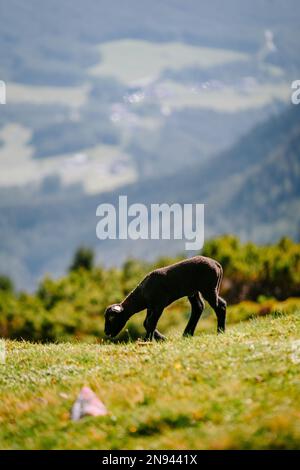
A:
0;275;14;293
203;235;300;302
69;246;95;272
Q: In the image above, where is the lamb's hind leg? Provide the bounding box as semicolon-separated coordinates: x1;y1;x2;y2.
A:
153;329;167;341
216;297;227;333
183;292;205;337
143;307;165;341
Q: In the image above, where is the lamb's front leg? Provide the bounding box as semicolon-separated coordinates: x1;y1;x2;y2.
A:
143;308;165;341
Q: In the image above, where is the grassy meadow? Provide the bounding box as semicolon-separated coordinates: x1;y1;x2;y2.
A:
1;310;300;450
1;236;300;449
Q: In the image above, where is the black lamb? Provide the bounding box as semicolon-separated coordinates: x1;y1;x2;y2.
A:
104;256;226;340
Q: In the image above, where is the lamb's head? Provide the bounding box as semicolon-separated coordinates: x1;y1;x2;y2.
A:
104;304;127;338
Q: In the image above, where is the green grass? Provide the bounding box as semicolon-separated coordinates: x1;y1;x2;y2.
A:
1;311;300;449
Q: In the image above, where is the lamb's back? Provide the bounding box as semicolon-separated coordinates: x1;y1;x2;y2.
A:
140;256;220;304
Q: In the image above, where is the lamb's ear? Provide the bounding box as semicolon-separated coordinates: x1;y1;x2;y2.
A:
112;305;122;313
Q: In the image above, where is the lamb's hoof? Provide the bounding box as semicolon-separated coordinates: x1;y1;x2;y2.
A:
143;335;153;342
154;330;167;341
183;331;193;338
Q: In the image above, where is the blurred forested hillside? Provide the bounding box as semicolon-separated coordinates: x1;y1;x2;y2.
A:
1;0;299;85
1;104;299;289
0;0;299;289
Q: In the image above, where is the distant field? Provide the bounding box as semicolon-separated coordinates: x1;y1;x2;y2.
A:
0;123;137;194
89;39;249;84
87;39;289;111
1;311;299;449
8;82;89;108
154;80;291;112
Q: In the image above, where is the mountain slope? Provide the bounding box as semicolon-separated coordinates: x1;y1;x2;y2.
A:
134;104;300;241
191;104;300;240
109;104;300;241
